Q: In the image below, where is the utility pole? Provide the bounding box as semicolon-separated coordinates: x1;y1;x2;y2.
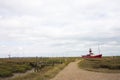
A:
8;54;11;59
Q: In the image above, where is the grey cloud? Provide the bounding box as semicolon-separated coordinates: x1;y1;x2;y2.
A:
0;0;120;57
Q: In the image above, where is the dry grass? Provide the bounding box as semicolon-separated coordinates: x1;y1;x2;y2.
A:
10;63;68;80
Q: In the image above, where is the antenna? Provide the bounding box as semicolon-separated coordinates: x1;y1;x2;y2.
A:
98;44;101;54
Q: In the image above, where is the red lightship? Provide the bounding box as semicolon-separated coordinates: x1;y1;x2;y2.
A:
82;48;102;58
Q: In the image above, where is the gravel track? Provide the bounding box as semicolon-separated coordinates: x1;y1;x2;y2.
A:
51;60;120;80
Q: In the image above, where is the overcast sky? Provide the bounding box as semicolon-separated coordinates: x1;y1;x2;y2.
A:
0;0;120;57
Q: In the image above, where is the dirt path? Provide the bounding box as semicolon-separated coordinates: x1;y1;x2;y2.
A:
51;60;120;80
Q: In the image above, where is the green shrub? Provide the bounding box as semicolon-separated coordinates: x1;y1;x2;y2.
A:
0;69;13;77
12;64;31;73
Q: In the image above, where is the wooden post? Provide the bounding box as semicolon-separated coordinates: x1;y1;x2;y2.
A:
34;56;38;72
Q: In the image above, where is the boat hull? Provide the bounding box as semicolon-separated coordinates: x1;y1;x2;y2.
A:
82;54;102;58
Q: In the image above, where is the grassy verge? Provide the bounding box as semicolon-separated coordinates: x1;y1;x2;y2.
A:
78;56;120;73
10;61;70;80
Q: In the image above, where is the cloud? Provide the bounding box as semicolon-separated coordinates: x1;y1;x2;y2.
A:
0;0;120;57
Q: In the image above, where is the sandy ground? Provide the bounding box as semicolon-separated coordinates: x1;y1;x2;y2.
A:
51;60;120;80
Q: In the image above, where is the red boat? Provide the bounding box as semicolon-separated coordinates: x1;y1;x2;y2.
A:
82;48;102;58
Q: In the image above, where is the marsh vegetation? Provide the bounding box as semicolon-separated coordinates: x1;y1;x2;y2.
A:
79;56;120;73
0;57;76;80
